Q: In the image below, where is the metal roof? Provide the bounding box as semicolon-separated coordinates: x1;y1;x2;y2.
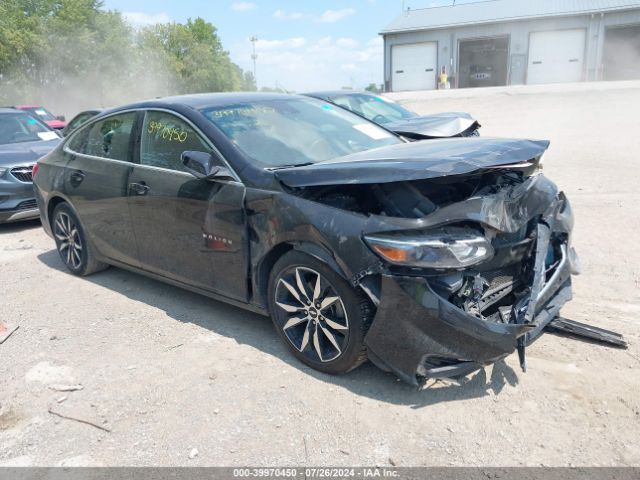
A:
381;0;640;34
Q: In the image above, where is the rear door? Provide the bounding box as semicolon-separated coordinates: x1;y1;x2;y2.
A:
64;111;140;267
527;29;586;85
392;42;438;92
127;109;249;301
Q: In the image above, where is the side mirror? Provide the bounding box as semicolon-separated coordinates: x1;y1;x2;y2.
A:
57;115;66;122
181;150;233;180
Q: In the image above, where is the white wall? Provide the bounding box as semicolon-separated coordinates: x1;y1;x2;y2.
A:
382;9;640;91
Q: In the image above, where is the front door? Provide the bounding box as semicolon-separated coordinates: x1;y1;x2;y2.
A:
64;111;140;267
127;110;248;302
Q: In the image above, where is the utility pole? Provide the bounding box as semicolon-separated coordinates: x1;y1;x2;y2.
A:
250;36;258;87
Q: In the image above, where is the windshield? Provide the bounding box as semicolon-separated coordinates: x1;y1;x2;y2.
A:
0;113;58;145
24;107;56;121
201;97;401;167
330;94;417;125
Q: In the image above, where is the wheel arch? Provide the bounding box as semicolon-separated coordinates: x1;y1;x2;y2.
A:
47;195;68;229
255;241;350;311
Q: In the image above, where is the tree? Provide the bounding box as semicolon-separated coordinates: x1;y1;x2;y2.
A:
365;83;383;94
0;2;255;110
139;18;245;94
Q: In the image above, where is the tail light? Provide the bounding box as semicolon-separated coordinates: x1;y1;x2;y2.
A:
32;162;39;178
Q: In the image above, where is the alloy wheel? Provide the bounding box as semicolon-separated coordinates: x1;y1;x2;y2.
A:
274;267;349;363
54;211;83;270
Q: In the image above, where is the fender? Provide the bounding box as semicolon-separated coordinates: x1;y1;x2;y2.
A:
293;241;348;280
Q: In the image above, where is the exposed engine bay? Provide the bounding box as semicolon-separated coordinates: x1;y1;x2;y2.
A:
298;169;529;218
297;168;547;324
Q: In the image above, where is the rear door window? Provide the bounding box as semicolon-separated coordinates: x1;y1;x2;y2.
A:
139;111;212;172
84;112;137;162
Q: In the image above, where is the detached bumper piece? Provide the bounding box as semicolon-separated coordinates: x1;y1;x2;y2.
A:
546;317;628;349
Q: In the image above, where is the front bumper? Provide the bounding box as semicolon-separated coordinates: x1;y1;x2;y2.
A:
0;206;40;223
363;191;578;386
365;266;572;386
0;172;39;223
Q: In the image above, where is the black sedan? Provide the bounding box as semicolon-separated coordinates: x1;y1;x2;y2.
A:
305;91;481;140
0;108;60;223
33;93;579;386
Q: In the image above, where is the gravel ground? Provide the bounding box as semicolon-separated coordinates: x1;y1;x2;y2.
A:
1;82;639;467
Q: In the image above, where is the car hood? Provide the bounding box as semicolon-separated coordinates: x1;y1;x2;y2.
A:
385;112;478;138
0;139;60;167
274;137;549;188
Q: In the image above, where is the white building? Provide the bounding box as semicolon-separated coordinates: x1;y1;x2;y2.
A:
381;0;640;91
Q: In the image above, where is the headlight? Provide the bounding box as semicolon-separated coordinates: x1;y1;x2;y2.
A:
364;228;494;269
0;167;8;178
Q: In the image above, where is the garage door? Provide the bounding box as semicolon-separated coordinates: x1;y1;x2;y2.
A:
527;29;586;85
392;42;437;92
604;25;640;80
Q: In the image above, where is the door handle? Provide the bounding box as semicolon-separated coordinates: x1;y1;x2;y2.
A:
70;170;85;186
129;181;149;196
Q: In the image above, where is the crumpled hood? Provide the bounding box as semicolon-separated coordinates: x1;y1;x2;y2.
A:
0;139;60;167
386;112;478;138
275;137;549;188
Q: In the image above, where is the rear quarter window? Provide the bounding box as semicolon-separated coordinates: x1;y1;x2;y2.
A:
82;112;137;162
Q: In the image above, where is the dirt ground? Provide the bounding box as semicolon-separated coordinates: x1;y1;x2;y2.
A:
1;82;639;467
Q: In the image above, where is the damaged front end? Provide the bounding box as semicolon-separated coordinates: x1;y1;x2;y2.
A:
273;138;620;386
360;172;580;386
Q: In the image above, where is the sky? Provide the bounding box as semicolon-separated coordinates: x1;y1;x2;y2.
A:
101;0;482;92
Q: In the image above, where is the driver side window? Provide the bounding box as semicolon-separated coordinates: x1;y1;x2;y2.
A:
140;111;212;172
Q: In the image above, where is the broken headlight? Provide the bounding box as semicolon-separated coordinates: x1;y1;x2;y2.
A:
364;229;494;269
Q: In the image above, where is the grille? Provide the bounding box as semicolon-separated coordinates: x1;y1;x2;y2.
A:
15;199;37;210
483;266;518;291
11;166;34;183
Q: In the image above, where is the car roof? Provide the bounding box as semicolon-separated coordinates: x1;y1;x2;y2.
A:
14;105;42;109
111;92;311;113
305;90;371;100
74;109;104;115
0;107;27;115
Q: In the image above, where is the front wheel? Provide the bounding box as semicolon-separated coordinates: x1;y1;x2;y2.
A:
268;251;373;375
51;203;108;276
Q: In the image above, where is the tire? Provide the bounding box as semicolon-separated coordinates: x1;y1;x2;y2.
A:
267;250;374;375
51;203;108;276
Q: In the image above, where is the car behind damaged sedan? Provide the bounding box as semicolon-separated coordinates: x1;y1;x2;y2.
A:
34;93;585;386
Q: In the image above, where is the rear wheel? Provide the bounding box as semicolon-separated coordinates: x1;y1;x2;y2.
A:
268;251;373;375
52;203;108;276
